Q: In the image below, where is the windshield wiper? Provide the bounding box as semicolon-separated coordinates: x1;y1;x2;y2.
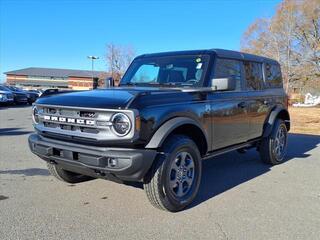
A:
121;82;161;87
121;82;187;88
120;82;139;86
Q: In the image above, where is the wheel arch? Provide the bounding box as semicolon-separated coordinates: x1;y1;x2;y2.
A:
145;117;208;156
263;106;290;138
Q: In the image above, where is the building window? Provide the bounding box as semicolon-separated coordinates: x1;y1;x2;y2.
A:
28;76;67;81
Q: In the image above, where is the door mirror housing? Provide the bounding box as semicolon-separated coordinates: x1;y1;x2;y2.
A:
211;77;236;91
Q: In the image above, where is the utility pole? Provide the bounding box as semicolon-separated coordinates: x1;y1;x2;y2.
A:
87;56;99;82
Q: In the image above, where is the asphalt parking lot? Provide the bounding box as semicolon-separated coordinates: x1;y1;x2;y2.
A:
1;106;320;240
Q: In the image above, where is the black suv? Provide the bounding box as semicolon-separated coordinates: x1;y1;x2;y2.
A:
29;49;290;212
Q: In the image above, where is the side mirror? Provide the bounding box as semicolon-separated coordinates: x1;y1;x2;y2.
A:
211;77;236;91
105;77;115;88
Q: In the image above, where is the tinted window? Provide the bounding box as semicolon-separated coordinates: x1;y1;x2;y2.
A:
244;61;263;90
214;58;242;90
265;63;282;88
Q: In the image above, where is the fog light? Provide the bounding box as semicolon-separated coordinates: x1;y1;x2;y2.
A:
108;158;118;167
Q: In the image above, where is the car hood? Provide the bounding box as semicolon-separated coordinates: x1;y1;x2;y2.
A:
36;87;181;109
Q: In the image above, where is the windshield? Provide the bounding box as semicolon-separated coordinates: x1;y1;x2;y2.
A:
7;86;22;91
120;55;209;87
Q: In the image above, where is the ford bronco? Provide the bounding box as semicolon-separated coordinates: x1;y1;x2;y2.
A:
28;49;290;212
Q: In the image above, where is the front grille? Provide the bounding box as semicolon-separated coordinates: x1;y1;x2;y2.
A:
34;104;136;141
39;106;108;135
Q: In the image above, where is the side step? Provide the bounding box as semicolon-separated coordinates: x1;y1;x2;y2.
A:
202;139;260;160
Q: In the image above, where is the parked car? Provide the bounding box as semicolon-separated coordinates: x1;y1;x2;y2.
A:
28;89;43;97
0;85;14;105
6;86;39;104
0;85;28;104
25;90;40;104
28;49;290;212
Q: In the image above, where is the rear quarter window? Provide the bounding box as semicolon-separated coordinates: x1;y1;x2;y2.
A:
265;63;283;88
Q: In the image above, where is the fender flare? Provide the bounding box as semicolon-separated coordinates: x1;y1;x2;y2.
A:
263;106;290;138
145;117;208;149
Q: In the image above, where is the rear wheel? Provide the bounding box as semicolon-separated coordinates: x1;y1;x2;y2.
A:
47;163;93;183
144;135;202;212
260;119;288;165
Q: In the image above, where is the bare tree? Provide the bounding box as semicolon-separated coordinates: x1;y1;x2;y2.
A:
241;0;320;93
106;43;135;85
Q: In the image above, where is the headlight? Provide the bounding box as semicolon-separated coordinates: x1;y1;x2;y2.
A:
32;106;39;124
111;113;132;136
0;94;4;100
27;94;31;98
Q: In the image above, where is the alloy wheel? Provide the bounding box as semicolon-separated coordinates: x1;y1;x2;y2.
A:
169;151;195;198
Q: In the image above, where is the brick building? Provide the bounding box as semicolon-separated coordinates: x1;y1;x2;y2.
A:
4;67;108;90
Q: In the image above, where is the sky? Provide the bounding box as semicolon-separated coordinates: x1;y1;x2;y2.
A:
0;0;280;82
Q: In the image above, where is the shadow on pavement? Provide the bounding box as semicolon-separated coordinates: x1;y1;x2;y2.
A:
285;133;320;159
189;133;320;209
0;128;33;136
0;168;50;176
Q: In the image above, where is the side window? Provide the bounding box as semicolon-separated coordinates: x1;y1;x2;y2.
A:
244;61;263;90
265;63;283;88
215;58;242;90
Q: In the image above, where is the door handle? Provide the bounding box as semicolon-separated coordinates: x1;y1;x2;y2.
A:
238;102;247;108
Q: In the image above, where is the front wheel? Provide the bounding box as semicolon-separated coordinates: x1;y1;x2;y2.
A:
143;135;202;212
259;119;288;165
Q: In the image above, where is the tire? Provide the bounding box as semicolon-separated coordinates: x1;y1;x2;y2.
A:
143;135;202;212
260;119;288;165
47;163;93;183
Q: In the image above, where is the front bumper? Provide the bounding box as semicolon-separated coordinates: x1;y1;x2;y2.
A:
28;134;157;181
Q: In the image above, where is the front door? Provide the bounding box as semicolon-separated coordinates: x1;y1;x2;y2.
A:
209;91;249;150
209;58;249;150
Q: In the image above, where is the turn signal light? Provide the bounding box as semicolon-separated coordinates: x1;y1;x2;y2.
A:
135;115;141;131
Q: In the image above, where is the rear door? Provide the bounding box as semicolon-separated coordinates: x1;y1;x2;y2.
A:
244;61;271;139
208;58;249;150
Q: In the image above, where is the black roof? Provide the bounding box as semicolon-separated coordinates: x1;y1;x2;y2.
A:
4;67;107;78
137;48;278;64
